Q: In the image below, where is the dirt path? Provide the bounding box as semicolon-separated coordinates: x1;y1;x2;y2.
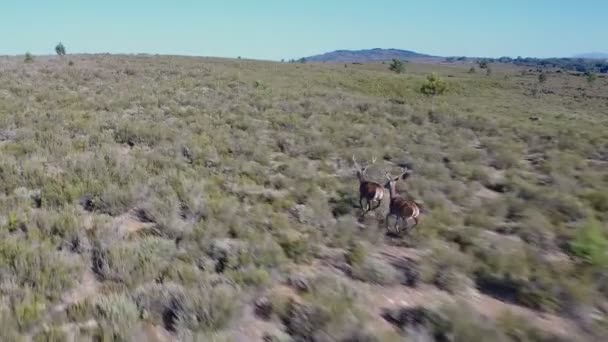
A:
468;289;583;338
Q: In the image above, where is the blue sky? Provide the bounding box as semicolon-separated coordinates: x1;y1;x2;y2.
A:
1;1;606;60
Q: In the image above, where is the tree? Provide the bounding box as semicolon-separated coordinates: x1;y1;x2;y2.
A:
55;42;66;56
298;57;306;64
468;67;476;74
420;73;447;112
24;52;33;63
478;60;489;69
538;72;547;84
388;59;405;74
585;71;597;85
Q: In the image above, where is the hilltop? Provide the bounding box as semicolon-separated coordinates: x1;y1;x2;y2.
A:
304;48;435;62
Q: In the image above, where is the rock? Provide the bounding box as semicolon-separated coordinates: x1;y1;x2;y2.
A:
288;274;311;293
254;296;273;320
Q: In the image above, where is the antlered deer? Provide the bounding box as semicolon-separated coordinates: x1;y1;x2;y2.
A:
385;168;421;233
353;155;385;216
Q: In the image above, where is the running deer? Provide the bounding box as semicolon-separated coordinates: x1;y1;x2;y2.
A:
384;168;421;233
352;155;385;216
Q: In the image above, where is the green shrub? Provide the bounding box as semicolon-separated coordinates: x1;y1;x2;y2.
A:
175;283;240;332
133;282;240;333
569;218;608;267
33;326;67;342
14;291;45;331
93;236;176;287
41;178;74;209
345;241;367;266
350;256;400;285
66;300;94;323
388;59;405;74
583;190;608;213
278;231;313;263
420;73;447;96
422;244;475;287
497;311;563;342
0;237;82;300
228;266;272;288
94;293;139;339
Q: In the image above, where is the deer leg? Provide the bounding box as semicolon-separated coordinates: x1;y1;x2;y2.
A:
386;213;391;231
360;198;370;218
371;199;381;211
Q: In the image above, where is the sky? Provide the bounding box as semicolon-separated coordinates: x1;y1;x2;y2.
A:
1;1;606;60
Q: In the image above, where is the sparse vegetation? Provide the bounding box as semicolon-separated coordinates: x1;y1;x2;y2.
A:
388;58;405;74
0;54;606;340
586;71;597;85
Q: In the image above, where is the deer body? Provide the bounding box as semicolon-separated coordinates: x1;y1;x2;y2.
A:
385;169;421;233
353;156;384;216
358;172;384;213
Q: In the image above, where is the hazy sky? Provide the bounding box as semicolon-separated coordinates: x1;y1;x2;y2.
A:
1;1;606;60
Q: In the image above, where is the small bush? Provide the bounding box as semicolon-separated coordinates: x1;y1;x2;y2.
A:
434;268;473;294
388;59;405;74
350;256;400;285
92;236;176;287
278;230;313;263
420;73;447;96
33;326;67;342
421;244;475;291
0;237;82;300
569;218;608;267
94;293;139;339
345;241;367;267
583;191;608;213
133;281;240;333
24;52;34;63
282;301;330;341
66;300;94;323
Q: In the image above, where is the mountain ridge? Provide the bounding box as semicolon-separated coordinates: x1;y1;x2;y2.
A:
304;48;435;62
573;52;608;59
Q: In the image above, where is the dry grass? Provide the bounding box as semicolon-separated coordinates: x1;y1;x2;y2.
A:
0;54;606;341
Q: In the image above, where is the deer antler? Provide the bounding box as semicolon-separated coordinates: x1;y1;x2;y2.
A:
385;171;393;181
352;155;361;170
400;167;412;180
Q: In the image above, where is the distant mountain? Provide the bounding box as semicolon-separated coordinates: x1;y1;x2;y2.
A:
573;52;608;60
304;48;435;62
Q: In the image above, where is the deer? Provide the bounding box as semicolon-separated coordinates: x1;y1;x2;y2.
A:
352;155;385;216
384;168;422;233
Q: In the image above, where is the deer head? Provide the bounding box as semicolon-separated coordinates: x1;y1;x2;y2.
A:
384;167;412;195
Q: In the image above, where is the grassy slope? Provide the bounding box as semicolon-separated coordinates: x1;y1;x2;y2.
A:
0;55;607;341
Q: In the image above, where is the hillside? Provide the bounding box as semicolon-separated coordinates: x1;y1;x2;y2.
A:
574;52;608;60
304;48;434;62
0;55;607;341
